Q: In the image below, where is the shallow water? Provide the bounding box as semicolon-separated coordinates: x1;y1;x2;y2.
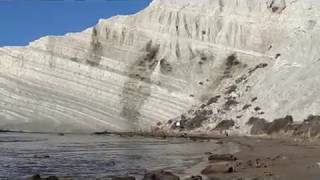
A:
0;132;238;180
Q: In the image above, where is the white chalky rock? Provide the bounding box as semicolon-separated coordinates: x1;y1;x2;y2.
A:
0;0;320;133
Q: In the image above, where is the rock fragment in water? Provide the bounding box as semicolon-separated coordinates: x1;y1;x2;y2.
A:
27;175;59;180
201;162;235;175
208;154;237;161
184;175;202;180
143;170;180;180
111;176;136;180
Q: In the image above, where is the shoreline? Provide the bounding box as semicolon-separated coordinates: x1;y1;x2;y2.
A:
2;130;320;179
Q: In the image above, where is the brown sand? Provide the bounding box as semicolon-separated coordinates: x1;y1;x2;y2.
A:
195;136;320;180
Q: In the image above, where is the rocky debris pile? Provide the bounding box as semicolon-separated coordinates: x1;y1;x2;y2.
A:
247;115;320;139
143;170;180;180
200;152;284;180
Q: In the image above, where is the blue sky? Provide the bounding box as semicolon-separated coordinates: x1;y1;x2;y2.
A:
0;0;151;46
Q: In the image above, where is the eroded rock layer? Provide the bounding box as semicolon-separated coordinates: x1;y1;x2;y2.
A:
0;0;320;133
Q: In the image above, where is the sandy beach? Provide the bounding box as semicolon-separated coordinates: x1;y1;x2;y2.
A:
187;136;320;180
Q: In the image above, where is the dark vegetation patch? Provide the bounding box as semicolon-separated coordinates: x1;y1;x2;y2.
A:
176;42;181;58
226;54;240;67
87;27;103;67
268;115;293;134
120;41;160;124
214;120;235;130
247;117;270;135
86;59;100;67
173;109;213;130
247;115;294;135
248;63;268;74
222;54;241;79
225;85;237;94
200;104;206;109
254;106;261;111
235;74;248;84
206;95;221;105
286;115;320;138
70;57;79;62
223;99;239;110
242;104;252;110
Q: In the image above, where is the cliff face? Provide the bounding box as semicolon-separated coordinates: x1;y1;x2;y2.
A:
0;0;320;133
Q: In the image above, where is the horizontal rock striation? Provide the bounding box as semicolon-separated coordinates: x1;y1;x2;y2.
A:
1;0;320;134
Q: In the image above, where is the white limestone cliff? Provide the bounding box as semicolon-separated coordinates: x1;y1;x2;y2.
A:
0;0;320;134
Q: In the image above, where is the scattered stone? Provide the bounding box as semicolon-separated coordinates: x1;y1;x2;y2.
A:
143;170;180;180
208;154;237;161
251;97;258;102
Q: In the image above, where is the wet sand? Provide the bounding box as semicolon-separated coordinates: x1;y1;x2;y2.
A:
189;136;320;180
94;131;320;180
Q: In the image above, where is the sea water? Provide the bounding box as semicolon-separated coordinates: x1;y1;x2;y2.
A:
0;132;238;179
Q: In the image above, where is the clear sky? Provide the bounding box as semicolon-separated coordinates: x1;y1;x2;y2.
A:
0;0;152;46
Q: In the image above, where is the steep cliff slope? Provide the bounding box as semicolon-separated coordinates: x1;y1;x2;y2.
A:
0;0;319;134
